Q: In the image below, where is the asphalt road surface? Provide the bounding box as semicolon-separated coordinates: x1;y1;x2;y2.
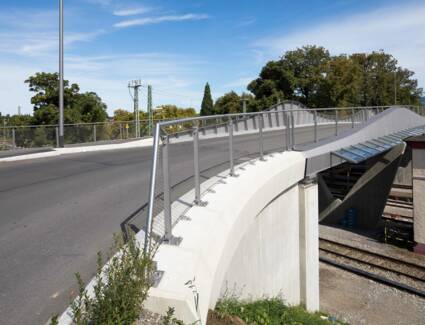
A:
0;125;342;325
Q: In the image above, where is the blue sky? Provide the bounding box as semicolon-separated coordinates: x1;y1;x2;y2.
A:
0;0;424;116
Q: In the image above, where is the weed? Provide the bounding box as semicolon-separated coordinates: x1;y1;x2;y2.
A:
215;297;346;325
68;232;155;325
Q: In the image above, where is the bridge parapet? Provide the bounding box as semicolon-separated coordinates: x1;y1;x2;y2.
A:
143;105;424;247
141;151;319;324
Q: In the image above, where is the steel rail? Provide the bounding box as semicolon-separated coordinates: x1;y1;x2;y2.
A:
320;256;425;298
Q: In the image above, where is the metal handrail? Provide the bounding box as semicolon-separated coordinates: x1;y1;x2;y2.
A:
143;104;425;251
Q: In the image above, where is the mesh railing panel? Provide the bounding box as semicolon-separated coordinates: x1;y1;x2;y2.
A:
144;106;424;249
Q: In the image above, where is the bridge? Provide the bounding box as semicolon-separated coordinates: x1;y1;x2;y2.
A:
134;103;425;324
1;103;424;325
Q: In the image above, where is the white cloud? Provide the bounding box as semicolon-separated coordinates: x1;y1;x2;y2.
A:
254;3;425;88
0;52;206;116
114;13;209;28
237;17;256;28
113;6;152;17
0;30;105;56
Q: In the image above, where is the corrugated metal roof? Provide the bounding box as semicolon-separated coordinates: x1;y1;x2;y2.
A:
332;126;425;163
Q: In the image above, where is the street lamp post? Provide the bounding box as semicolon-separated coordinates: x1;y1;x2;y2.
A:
59;0;65;147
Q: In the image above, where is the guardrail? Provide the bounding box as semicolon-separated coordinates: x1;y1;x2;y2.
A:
142;104;425;251
0;119;171;150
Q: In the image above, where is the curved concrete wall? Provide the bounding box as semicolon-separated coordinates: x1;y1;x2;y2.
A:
143;151;316;324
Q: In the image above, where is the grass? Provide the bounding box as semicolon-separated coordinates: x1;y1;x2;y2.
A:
215;297;346;325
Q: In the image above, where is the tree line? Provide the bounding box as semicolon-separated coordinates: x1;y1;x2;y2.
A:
201;46;423;115
1;45;423;128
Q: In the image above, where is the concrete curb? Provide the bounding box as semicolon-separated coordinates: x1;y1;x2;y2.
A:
0;138;154;163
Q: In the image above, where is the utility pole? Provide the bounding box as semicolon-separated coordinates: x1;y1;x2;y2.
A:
128;80;142;138
58;0;65;147
147;85;153;136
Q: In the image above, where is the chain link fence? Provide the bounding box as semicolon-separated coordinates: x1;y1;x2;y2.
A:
0;119;168;151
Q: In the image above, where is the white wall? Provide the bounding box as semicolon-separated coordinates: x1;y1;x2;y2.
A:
144;151;319;324
221;184;301;304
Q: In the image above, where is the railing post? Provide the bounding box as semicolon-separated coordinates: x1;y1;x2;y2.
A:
259;114;265;161
162;135;172;242
144;124;161;253
93;124;97;142
313;110;318;143
284;111;290;150
335;110;338;136
193;125;203;205
119;123;123;140
228;119;236;176
363;109;367;123
351;108;355;128
55;127;59;147
291;111;295;150
12;128;16;150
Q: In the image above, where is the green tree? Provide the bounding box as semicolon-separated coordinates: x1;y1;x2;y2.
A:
248;45;331;108
248;46;423;109
326;55;363;107
200;82;214;116
214;91;241;114
25;72;108;125
351;51;422;106
153;105;196;120
113;109;134;121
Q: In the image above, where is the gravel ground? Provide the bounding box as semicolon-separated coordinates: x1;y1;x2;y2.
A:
136;309;163;325
320;262;425;325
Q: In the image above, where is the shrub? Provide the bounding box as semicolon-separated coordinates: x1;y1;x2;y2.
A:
69;233;155;325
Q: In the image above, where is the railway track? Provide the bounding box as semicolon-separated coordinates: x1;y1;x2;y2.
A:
319;238;425;298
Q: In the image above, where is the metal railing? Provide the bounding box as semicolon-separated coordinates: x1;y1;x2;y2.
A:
142;104;425;251
0;119;170;151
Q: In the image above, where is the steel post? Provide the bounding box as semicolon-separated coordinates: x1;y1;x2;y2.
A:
335;110;339;136
55;127;59;147
259;114;265;160
58;0;65;147
12;128;16;150
351;108;355;128
144;124;161;253
291;112;295;150
162;135;172;242
285;112;290;150
93;124;96;142
193;126;202;204
228;119;236;176
313;110;318;142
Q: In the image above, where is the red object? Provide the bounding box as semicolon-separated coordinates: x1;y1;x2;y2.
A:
414;243;425;255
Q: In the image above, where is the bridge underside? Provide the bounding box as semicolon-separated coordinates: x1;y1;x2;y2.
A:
318;143;406;229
